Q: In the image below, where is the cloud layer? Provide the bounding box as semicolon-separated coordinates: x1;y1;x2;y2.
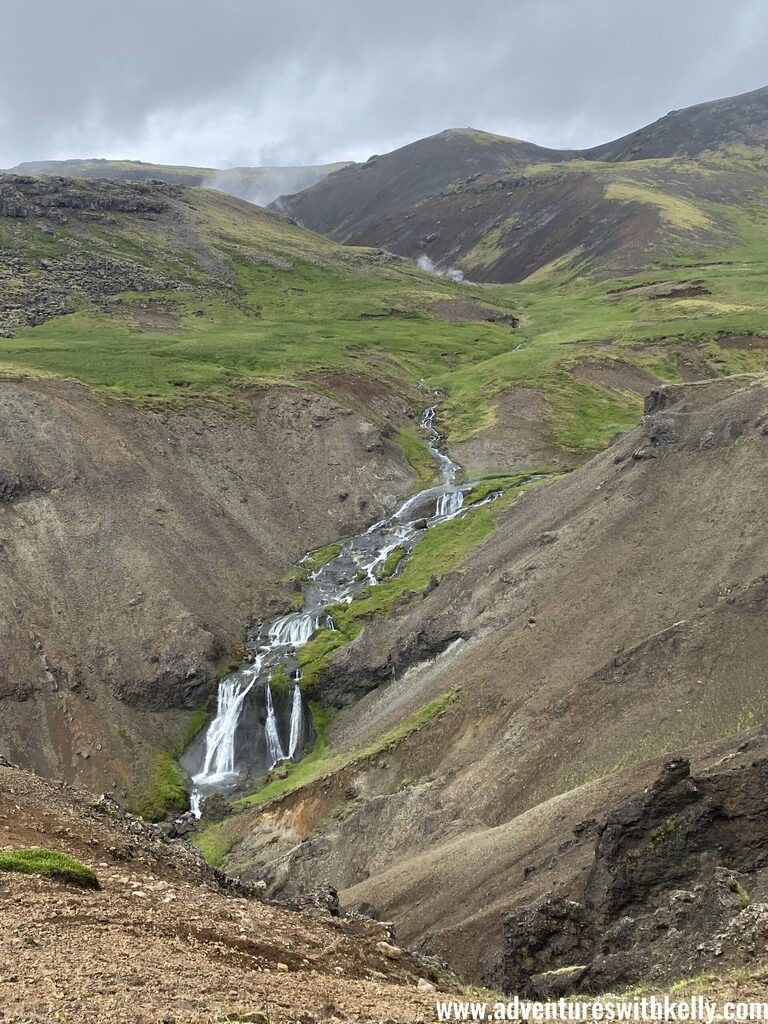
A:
3;0;767;169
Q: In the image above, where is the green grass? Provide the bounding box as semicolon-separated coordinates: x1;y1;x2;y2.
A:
190;820;234;868
377;545;407;579
301;543;342;573
269;663;291;698
0;848;99;889
396;426;440;486
131;752;188;821
234;692;454;810
296;471;556;694
4;158;768;468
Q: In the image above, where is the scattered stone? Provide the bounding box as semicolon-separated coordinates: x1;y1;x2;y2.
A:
376;940;403;960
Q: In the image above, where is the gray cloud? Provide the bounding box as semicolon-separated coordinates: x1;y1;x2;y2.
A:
2;0;767;169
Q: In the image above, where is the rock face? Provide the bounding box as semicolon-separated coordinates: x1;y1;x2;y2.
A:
504;754;768;995
0;175;185;335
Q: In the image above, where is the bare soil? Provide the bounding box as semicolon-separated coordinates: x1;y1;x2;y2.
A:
570;358;661;394
0;762;452;1023
450;387;561;474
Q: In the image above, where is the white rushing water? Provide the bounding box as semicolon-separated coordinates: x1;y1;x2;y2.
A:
196;672;257;783
264;680;286;768
186;402;499;815
288;679;304;759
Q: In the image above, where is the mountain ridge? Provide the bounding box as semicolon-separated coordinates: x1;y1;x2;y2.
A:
274;83;768;282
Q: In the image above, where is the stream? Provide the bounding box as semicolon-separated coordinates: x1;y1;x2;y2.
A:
184;406;500;817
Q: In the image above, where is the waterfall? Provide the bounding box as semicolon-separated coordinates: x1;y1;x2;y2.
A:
264;680;286;768
436;489;464;518
268;612;317;646
193;672;256;785
288;683;304;759
420;406;436;430
185;402;509;814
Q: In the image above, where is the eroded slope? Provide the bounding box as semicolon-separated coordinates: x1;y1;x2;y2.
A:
212;376;768;986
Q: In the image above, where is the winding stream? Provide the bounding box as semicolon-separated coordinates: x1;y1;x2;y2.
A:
185;407;500;816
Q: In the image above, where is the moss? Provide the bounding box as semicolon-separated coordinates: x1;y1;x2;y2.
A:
463;470;549;506
280;591;305;613
216;642;245;677
131;752;188;822
269;664;291;698
190;820;233;868
719;868;750;910
396;427;438;487
283;564;309;587
301;543;342;574
377;545;407;579
605;181;712;231
0;848;99;889
175;692;216;755
297;627;355;695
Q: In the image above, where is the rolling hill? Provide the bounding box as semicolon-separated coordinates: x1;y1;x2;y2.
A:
5;157;350;206
275;84;768;282
5;91;768;1001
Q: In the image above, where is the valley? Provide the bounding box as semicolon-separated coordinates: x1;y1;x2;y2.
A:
3;78;768;1019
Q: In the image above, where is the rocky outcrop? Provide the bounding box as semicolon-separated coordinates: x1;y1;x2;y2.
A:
503;753;768;995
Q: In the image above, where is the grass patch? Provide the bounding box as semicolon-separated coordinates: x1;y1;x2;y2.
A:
235;692;453;809
377;545;407;579
131;752;188;822
397;426;439;486
604;181;713;231
0;847;99;889
301;542;342;574
269;663;291;698
190;820;234;868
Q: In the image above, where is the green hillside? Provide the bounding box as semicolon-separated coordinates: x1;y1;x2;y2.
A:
2;166;768;464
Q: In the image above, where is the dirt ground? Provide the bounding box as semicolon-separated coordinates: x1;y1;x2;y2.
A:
0;762;453;1023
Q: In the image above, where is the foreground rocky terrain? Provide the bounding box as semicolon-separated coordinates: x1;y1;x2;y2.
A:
0;759;451;1023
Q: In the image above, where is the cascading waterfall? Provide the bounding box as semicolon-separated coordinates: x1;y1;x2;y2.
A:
288;680;304;759
195;672;257;783
436;490;464;518
185;401;505;815
264;680;286;767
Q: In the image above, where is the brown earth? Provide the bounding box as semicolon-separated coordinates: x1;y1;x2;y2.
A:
0;378;417;798
0;761;454;1023
309;370;422;430
216;375;768;987
449;387;561;475
570;359;661;394
717;334;768;350
428;300;518;328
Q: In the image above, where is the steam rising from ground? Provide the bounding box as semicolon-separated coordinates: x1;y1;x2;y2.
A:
209;164;348;207
416;254;465;282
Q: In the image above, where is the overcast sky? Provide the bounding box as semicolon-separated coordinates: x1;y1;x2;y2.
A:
2;0;767;170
